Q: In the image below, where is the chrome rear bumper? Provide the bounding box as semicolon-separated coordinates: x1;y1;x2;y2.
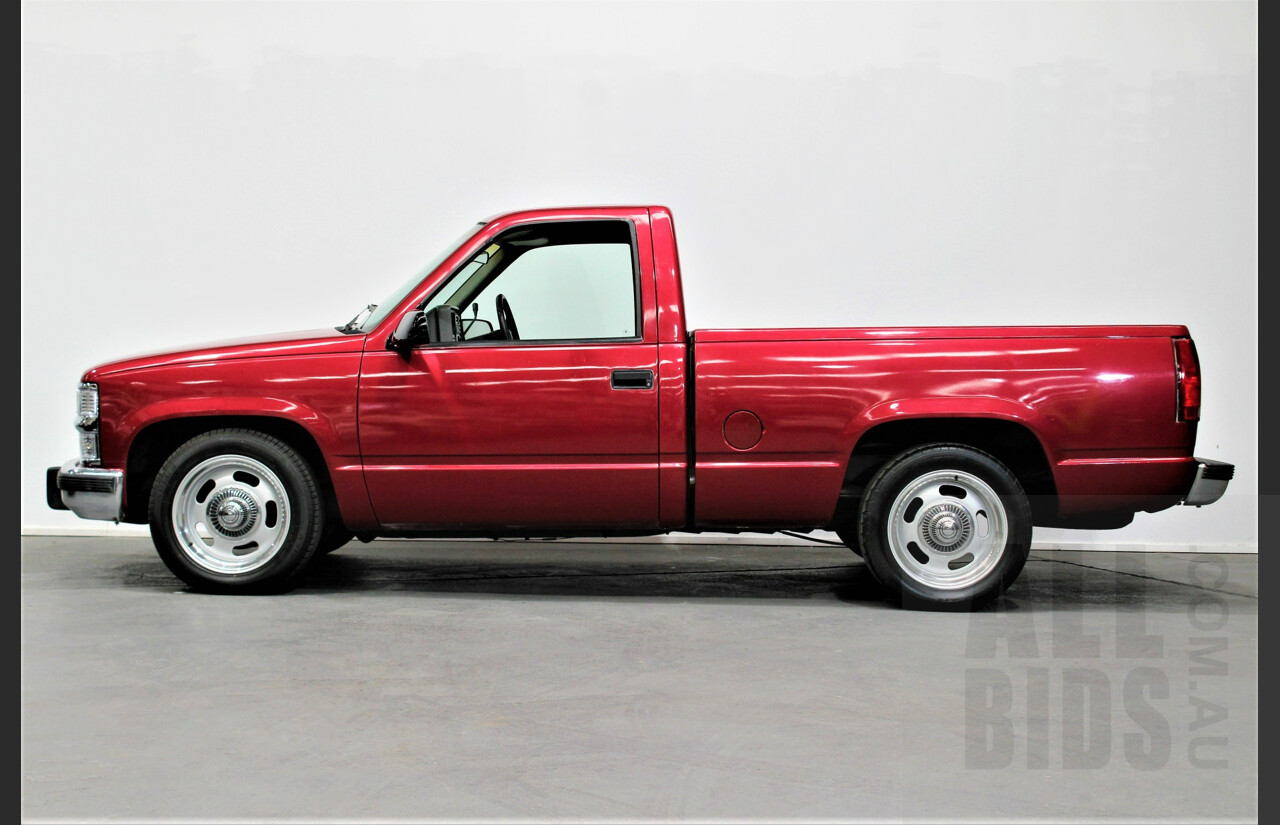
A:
48;460;124;521
1182;458;1234;507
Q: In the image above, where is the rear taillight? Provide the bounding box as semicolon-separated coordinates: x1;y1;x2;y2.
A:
1174;337;1200;422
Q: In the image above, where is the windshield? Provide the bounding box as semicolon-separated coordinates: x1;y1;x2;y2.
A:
342;224;485;334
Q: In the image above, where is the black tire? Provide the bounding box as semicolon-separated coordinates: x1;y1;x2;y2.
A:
148;429;324;593
857;444;1032;609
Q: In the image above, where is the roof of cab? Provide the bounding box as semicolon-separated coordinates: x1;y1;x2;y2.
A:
480;205;670;223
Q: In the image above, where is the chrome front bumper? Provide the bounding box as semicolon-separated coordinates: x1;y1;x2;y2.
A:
1182;458;1235;507
47;460;124;521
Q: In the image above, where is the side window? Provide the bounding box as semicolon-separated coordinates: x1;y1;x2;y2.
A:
424;219;640;344
481;241;637;341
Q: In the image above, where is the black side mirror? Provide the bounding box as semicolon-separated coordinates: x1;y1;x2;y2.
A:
387;310;424;353
387;306;462;355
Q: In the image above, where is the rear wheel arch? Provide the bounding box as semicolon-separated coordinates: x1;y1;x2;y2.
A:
832;416;1057;531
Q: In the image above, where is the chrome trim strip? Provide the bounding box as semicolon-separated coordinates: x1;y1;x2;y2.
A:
56;459;124;521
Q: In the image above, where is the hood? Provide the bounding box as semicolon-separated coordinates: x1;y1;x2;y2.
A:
81;328;367;380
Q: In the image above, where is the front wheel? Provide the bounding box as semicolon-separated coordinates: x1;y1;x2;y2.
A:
148;429;324;593
858;444;1032;609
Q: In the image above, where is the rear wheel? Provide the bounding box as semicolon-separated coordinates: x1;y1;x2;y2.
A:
148;429;324;593
858;444;1032;609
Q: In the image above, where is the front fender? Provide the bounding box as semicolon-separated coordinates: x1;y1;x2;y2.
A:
93;351;374;529
116;396;346;460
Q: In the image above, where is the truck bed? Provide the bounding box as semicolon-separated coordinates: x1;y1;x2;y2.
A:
689;325;1196;528
694;325;1190;343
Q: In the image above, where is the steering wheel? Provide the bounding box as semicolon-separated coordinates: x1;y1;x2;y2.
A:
496;293;520;341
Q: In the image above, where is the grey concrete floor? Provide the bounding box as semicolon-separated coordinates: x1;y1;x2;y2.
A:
22;536;1257;821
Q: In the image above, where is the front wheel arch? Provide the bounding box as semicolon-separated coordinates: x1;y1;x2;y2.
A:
125;415;344;531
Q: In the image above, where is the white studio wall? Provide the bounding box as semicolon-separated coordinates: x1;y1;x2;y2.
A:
21;1;1257;549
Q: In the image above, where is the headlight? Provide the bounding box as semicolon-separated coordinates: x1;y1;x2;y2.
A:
76;383;100;465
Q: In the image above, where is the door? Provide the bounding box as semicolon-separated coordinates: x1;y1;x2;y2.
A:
357;217;661;531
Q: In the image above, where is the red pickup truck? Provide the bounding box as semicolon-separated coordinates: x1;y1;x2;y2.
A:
49;206;1233;606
